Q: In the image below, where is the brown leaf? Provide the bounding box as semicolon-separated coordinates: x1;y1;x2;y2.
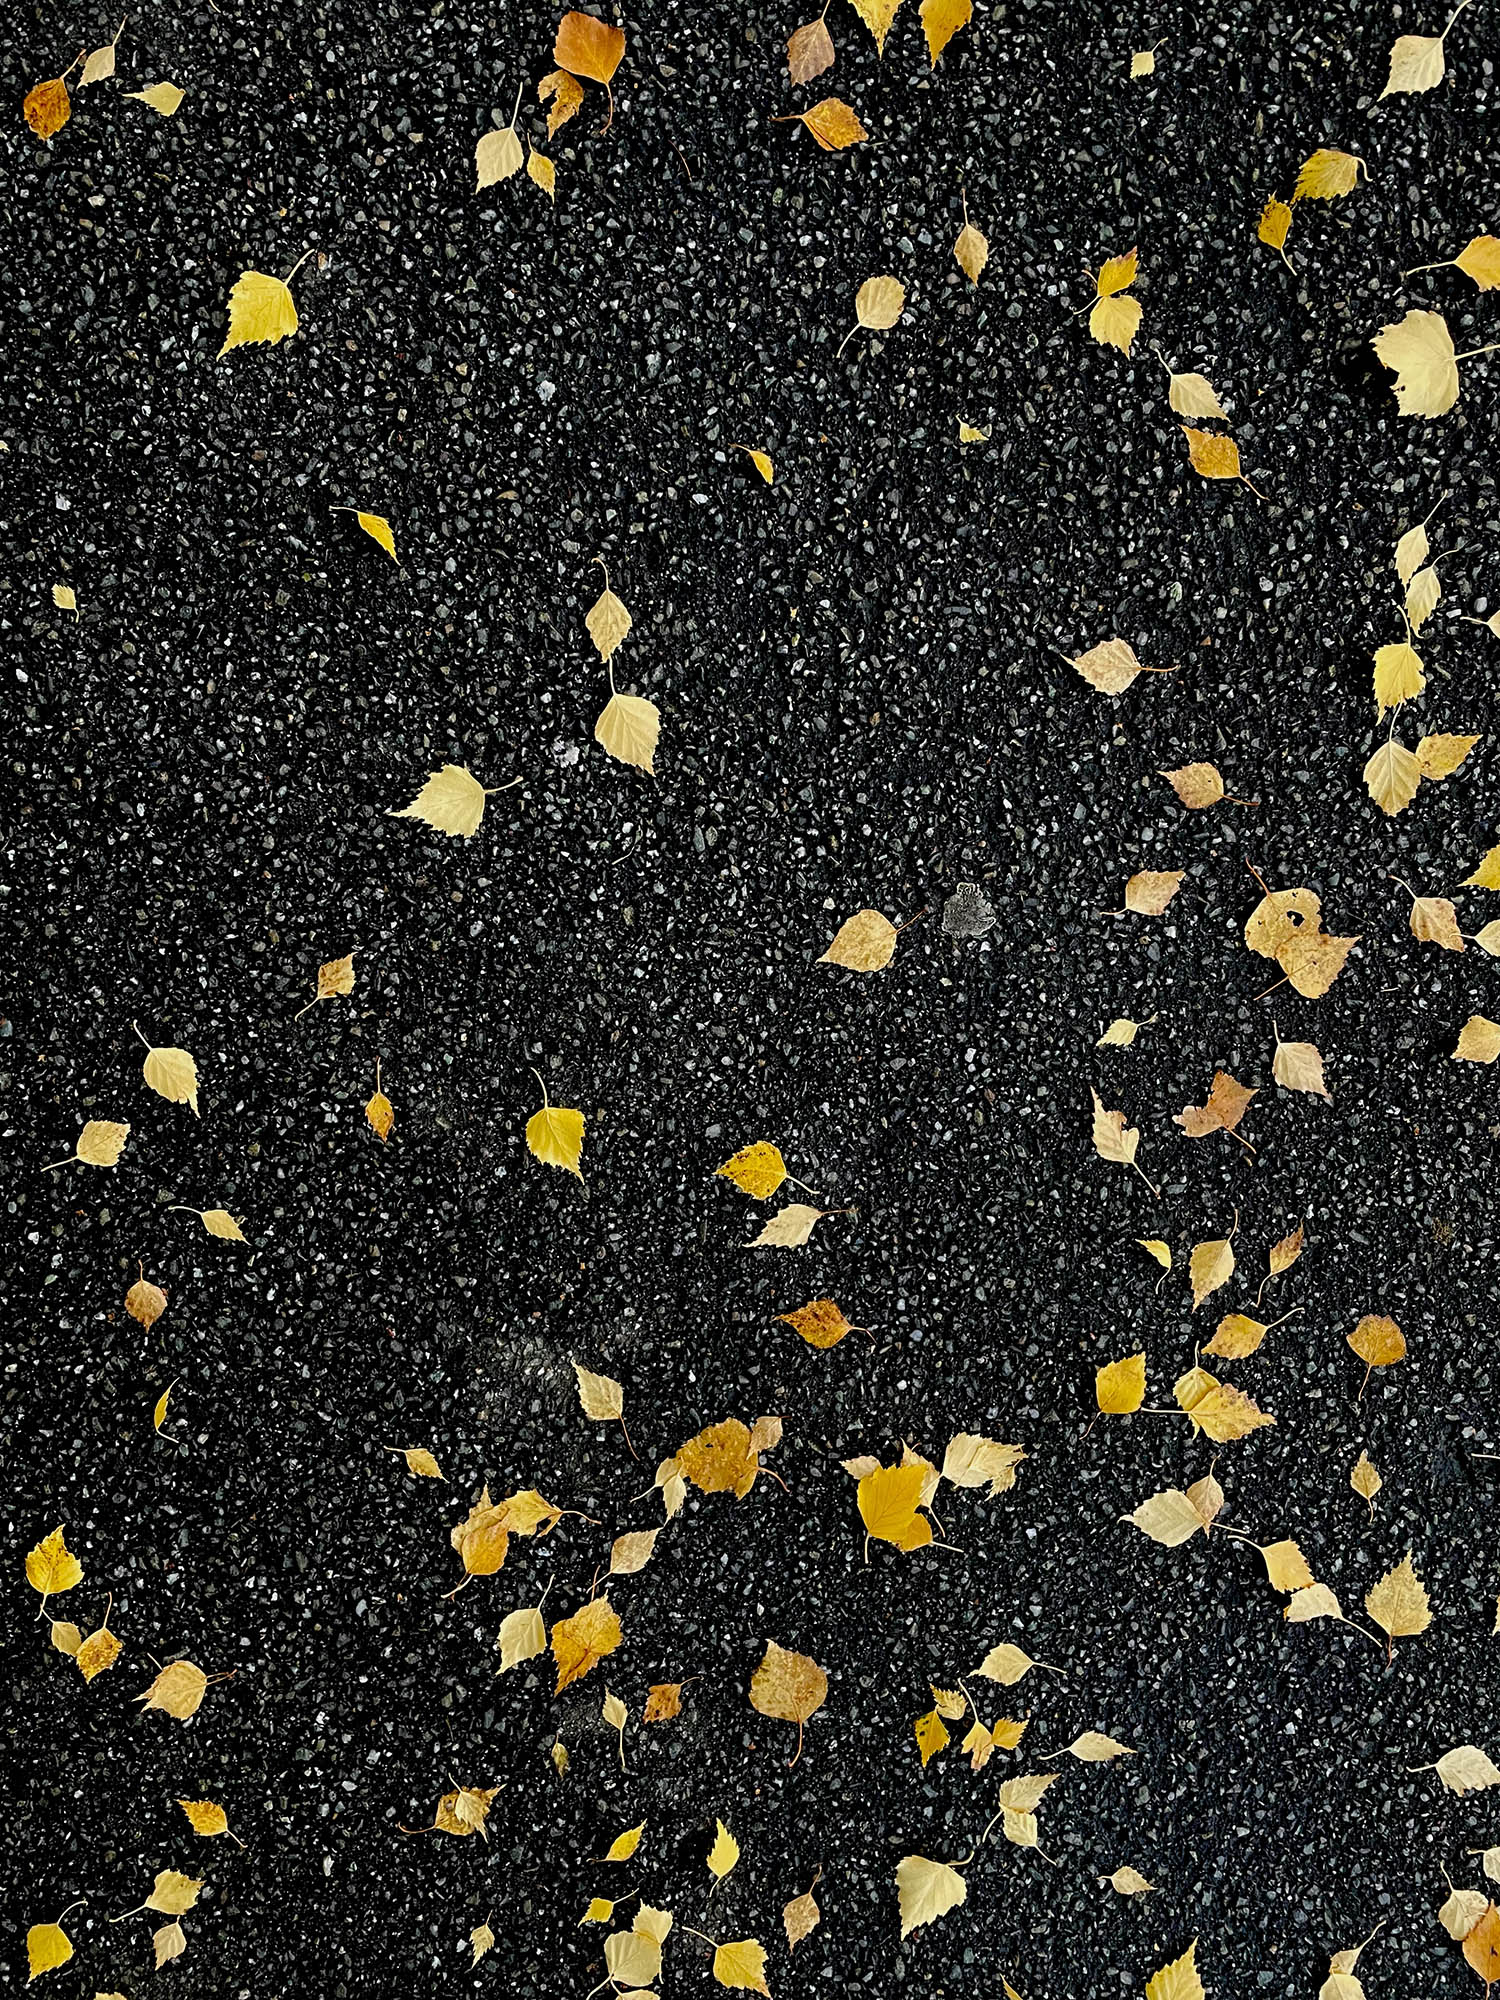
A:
538;69;585;136
555;10;625;82
126;1267;168;1328
677;1417;764;1496
25;74;73;140
1464;1905;1500;1988
643;1681;685;1722
784;1876;823;1950
787;14;836;82
1174;1070;1257;1139
1160;761;1225;808
777;1297;858;1348
1409;893;1465;952
1068;637;1148;694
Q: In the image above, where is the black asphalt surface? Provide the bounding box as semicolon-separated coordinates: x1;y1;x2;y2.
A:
7;0;1500;1995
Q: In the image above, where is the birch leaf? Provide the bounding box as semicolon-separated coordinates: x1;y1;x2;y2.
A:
1455;1015;1500;1062
496;1603;548;1673
714;1940;770;1995
219;268;300;357
138;1035;200;1114
1189;1236;1235;1310
1166;373;1228;421
1273;1036;1329;1096
527;1081;585;1177
708;1819;740;1880
748;1203;840;1249
551;1597;622;1693
1146;1941;1205;2000
1124;869;1185;914
26;1525;83;1600
127;82;184;114
1365;1552;1432;1645
921;0;972;63
1096;1353;1147;1415
941;1434;1027;1495
1293;148;1365;200
573;1359;624;1421
475;123;523;189
595;692;660;773
896;1855;968;1938
1417;732;1479;780
787;14;835;81
387;763;500;839
849;0;903;54
136;1658;210;1720
1105;1866;1156;1894
1069;637;1148;694
1370;309;1461;416
784;1877;822;1949
820;908;899;969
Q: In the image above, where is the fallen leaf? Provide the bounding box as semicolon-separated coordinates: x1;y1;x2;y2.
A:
1371;309;1469;417
747;1202;840;1248
136;1029;200;1113
554;9;626;131
1176;1365;1273;1441
595;691;661;773
1258;197;1294;266
81;19;125;85
1363;739;1422;817
24;74;73;140
1407;890;1465;952
955;217;989;284
1175;1070;1257;1141
1190;1237;1235;1310
527;145;557;199
177;1799;238;1841
527;1078;585;1178
849;0;903;53
942;1434;1027;1496
1105;1866;1156;1895
1365;1551;1432;1649
609;1529;658;1576
604;1822;646;1862
644;1681;685;1721
975;1640;1057;1685
1069;637;1151;695
27;1525;83;1601
1145;1940;1205;2000
1165;373;1229;421
475;121;523;189
539;69;585;135
1139;1238;1172;1271
127;81;183;114
1293;148;1365;201
1417;732;1479;779
1463;843;1500;889
1350;1450;1382;1516
1465;1906;1500;1988
46;1117;131;1171
1127;1486;1216;1546
573;1359;624;1421
1347;1314;1406;1394
858;1461;932;1552
780;95;867;150
1455;1014;1500;1063
1258;1539;1315;1592
1161;762;1226;807
1096;1353;1147;1415
551;1596;623;1694
1089;247;1141;354
921;0;972;64
1423;1745;1500;1795
471;1919;496;1964
77;1619;122;1682
839;274;906;355
220;265;303;358
136;1658;211;1720
718;1139;793;1199
750;1639;827;1762
896;1855;968;1938
495;1602;548;1674
1124;869;1185;914
1373;641;1426;713
784;1875;822;1949
708;1818;741;1880
1182;428;1247;484
713;1939;770;1995
787;13;836;82
1272;1035;1329;1097
1052;1729;1134;1763
1381;12;1464;97
777;1297;860;1348
387;763;505;839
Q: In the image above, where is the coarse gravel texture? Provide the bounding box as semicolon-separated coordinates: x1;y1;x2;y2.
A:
7;0;1500;1995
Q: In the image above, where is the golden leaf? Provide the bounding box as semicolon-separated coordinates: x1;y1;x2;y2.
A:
1371;309;1461;417
785;96;867;150
1097;1017;1141;1046
1464;842;1500;889
1278;926;1359;997
153;1920;186;1970
1293;148;1365;201
219;269;300;358
365;1081;395;1142
1090;293;1142;354
787;14;836;81
955;220;989;284
1456;1014;1500;1063
1259;1539;1315;1592
1096;1353;1146;1415
586;569;633;661
127;81;184;114
1406;563;1441;630
177;1799;234;1840
717;1140;789;1199
471;1920;496;1964
1124;869;1185;914
1363;739;1421;817
784;1877;822;1949
539;68;585;135
144;1870;204;1917
1347;1314;1406;1392
1127;1487;1213;1546
52;583;78;615
708;1818;741;1880
677;1417;761;1493
527;146;557;200
136;1658;210;1720
999;1773;1058;1812
746;1201;833;1250
387;762;502;838
77;1622;122;1682
1139;1238;1172;1270
1176;1368;1274;1442
345;509;398;561
1130;47;1157;76
582;1896;616;1924
750;1639;828;1754
1244;885;1321;958
1417;731;1479;779
1146;1941;1205;2000
1365;1552;1432;1644
595;691;660;772
1258;197;1293;262
605;1931;661;1987
1068;636;1147;693
551;1597;622;1694
153;1382;174;1432
188;1206;247;1241
27;1525;83;1600
50;1620;81;1656
778;1297;855;1348
858;1462;932;1552
555;9;626;82
139;1035;200;1114
849;0;903;52
527;1081;585;1178
1189;1238;1235;1310
392;1445;442;1479
475;124;523;189
1182;428;1242;481
1465;1906;1500;1988
24;76;72;140
644;1681;684;1720
26;1919;75;1980
896;1855;968;1938
1285;1582;1343;1624
1350;1451;1382;1515
922;0;971;61
1090;1091;1141;1168
1381;28;1451;97
714;1939;770;1995
958;420;990;442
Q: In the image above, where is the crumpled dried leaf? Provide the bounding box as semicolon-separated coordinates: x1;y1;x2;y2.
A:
748;1202;841;1249
777;1297;859;1348
1175;1070;1257;1140
539;68;585;135
942;1434;1026;1496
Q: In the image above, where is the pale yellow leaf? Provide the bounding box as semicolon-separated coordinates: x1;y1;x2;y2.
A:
820;908;898;970
475;124;523;189
1096;1353;1146;1415
707;1819;740;1880
896;1855;968;1938
128;81;184;115
387;763;497;839
1371;309;1460;417
595;692;660;773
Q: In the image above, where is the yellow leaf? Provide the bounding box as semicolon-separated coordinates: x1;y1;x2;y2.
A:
784;1880;822;1949
127;81;184;114
391;1445;441;1478
219;268;300;358
1259;1539;1315;1592
1409;892;1465;951
777;1297;855;1348
1272;1037;1329;1098
851;273;906;335
81;29;122;86
527;145;557;200
153;1920;187;1969
1371;309;1461;417
475;124;523;189
1124;869;1185;913
1350;1450;1382;1510
551;1596;622;1693
77;1622;122;1682
24;76;72;141
1146;1940;1205;2000
955;220;989;284
1096;1353;1146;1415
50;1620;81;1656
177;1798;233;1839
1348;1313;1406;1374
858;1462;932;1551
1365;1551;1432;1643
1176;1368;1274;1442
1406;563;1441;630
941;1433;1026;1495
1161;760;1226;807
52;583;78;615
26;1525;83;1599
1373;641;1425;713
1202;1312;1270;1359
749;1639;828;1748
605;1821;646;1862
1068;636;1146;693
1061;1730;1134;1762
50;1117;131;1170
849;0;903;53
1417;731;1479;780
714;1939;770;1995
586;570;633;661
609;1529;658;1575
896;1855;968;1938
708;1819;740;1880
1130;47;1158;76
958;419;990;442
820;908;899;970
26;1921;75;1981
1090;1091;1141;1167
1127;1487;1214;1547
921;0;971;62
136;1658;210;1719
1189;1238;1235;1309
196;1207;247;1241
1454;235;1500;288
366;1084;395;1142
527;1084;585;1178
539;68;585;135
555;9;626;84
915;1707;950;1766
387;762;501;838
471;1921;496;1964
595;691;660;773
1182;428;1243;481
1463;843;1500;888
1293;148;1365;201
144;1870;203;1917
573;1358;624;1420
604;1931;660;1988
1455;1014;1500;1063
785;96;868;150
1138;1238;1172;1270
975;1641;1049;1685
1090;293;1142;354
582;1896;615;1924
496;1603;547;1673
1258;197;1294;261
351;510;398;561
1381;29;1450;97
138;1036;200;1113
716;1139;788;1199
1107;1866;1156;1894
